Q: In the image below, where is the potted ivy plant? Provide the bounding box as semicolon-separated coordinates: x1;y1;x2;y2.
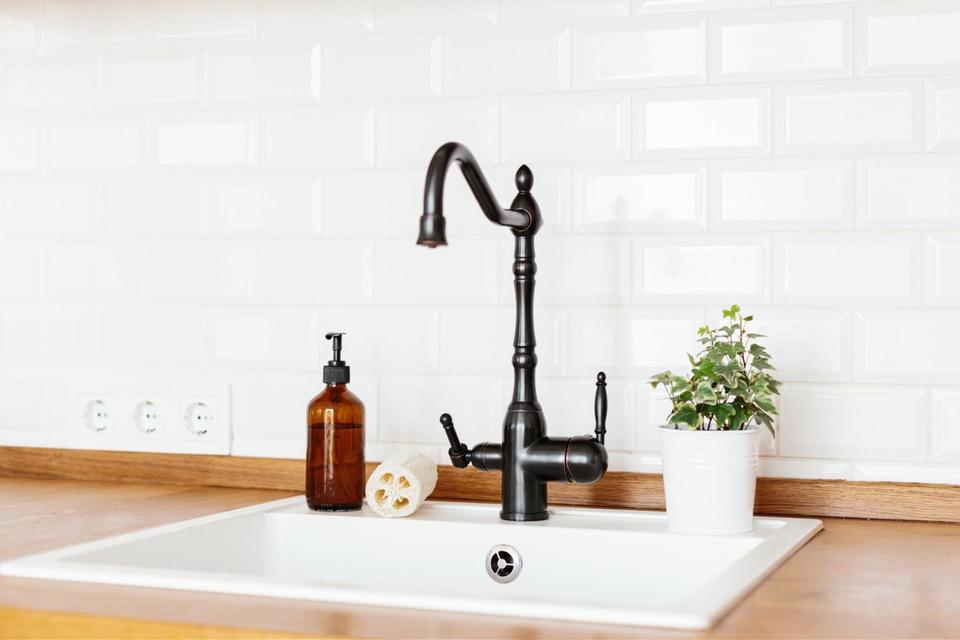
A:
649;305;780;535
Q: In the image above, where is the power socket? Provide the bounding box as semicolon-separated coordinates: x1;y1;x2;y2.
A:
131;399;165;436
73;378;230;454
81;397;114;433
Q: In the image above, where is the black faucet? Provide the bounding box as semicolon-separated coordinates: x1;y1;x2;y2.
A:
418;141;609;522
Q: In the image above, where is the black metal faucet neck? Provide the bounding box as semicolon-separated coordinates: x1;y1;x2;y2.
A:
418;142;533;248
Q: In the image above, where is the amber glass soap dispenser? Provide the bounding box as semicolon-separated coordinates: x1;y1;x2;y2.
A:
306;332;365;511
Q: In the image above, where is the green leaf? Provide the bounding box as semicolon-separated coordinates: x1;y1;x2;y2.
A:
692;381;718;404
712;403;736;426
756;397;777;414
668;403;700;427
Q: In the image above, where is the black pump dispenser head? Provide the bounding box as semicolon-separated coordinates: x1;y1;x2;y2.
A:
323;332;350;384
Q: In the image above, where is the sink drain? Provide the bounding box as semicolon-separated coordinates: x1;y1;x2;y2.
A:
485;544;521;584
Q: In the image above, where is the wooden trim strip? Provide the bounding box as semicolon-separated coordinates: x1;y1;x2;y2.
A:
0;606;316;639
2;446;959;523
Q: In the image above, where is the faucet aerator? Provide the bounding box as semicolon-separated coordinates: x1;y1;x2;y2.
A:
417;214;447;247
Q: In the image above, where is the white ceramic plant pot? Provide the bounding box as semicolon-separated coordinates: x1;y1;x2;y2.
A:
659;426;759;536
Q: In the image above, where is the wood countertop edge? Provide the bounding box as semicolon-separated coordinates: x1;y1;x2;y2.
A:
3;446;960;523
1;476;959;639
0;607;322;640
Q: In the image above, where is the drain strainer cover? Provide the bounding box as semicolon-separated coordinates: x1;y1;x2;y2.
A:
485;544;522;584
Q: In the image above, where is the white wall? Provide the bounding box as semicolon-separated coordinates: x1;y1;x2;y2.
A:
1;0;960;482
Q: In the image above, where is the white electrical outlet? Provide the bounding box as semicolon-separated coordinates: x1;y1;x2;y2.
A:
132;400;164;436
82;398;112;433
71;379;231;455
183;401;214;437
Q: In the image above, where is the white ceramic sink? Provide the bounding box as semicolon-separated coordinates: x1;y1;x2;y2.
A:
0;497;820;629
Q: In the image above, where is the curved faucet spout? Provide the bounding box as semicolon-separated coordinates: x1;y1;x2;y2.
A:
418;141;530;247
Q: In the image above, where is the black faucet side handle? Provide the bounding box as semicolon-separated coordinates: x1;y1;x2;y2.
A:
594;372;607;445
440;413;470;468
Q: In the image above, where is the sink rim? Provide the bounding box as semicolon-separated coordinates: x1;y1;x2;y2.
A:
0;497;822;630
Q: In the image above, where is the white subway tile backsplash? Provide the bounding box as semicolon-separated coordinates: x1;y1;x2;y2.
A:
445;25;570;96
0;126;38;173
1;0;958;482
531;236;630;305
568;308;703;377
501;0;628;23
779;384;927;462
710;7;851;82
257;241;372;304
318;307;439;374
153;116;255;169
774;80;922;154
44;243;143;302
4;60;96;111
927;234;960;305
319;169;427;238
45;121;142;171
98;308;199;368
151;0;255;42
2;181;99;235
774;233;920;304
573;16;705;89
501;92;631;163
377;0;497;31
264;106;374;170
0;373;46;430
857;1;960;76
750;310;852;382
146;243;253;303
0;308;96;365
638;236;768;302
635;87;770;157
635;0;769;12
710;158;852;229
925;79;960;152
0;2;40;50
102;177;206;238
46;0;143;48
857;155;960;228
932;390;960;463
855;311;960;385
204;307;319;371
321;33;441;101
257;0;373;39
374;238;498;305
574;163;705;232
207;44;314;105
377;374;503;445
102;53;202;108
0;245;40;301
440;306;566;376
208;175;318;237
376;99;497;168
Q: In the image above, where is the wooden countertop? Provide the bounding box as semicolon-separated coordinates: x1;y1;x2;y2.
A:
0;477;958;639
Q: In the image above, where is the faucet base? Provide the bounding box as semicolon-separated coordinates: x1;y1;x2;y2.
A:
500;510;549;522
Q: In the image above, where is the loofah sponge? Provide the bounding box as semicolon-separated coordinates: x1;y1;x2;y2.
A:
365;452;438;518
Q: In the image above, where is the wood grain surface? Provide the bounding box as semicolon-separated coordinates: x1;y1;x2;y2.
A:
1;476;959;639
2;446;960;522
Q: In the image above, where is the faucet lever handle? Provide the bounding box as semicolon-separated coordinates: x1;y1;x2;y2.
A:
440;413;470;468
594;372;607;445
